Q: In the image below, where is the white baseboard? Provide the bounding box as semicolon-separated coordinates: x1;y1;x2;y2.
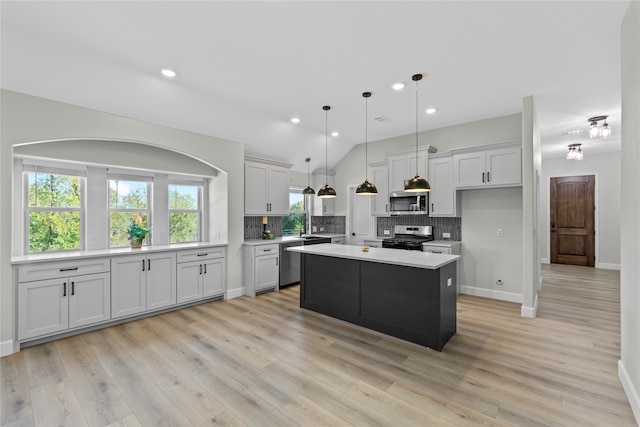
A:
618;360;640;426
226;287;245;299
521;294;538;318
596;262;621;271
541;257;549;264
460;285;523;303
0;339;17;357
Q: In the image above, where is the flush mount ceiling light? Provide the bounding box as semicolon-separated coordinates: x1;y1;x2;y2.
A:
317;106;337;199
588;115;611;138
302;157;315;195
356;92;378;196
566;143;583;161
404;74;431;193
392;82;405;90
161;69;176;78
290;117;300;124
425;107;437;114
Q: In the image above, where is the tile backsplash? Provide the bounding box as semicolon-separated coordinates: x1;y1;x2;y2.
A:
376;216;461;240
244;216;282;240
310;216;346;234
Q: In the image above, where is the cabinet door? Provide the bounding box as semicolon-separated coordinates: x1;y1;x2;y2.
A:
388;155;407;192
407;151;428;182
244;163;269;215
312;173;335;216
429;156;456;216
254;254;278;291
111;255;146;319
453;151;486;188
486;146;522;187
268;167;290;215
202;258;225;298
177;262;202;304
18;278;68;340
370;165;389;216
146;252;177;311
68;272;111;329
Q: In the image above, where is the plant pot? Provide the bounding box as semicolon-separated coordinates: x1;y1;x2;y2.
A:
130;240;143;249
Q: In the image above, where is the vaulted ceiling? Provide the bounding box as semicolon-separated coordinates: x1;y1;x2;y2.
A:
1;1;629;171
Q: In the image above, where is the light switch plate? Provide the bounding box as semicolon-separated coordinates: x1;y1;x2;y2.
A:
312;226;317;232
383;229;390;235
442;232;451;239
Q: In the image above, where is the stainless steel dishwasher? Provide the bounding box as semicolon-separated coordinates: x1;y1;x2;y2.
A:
279;236;331;288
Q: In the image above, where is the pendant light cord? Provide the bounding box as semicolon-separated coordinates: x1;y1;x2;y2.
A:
365;94;369;180
325;108;329;186
415;77;419;175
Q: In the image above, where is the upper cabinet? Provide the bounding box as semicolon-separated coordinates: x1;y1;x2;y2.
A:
312;170;336;216
369;162;389;216
428;154;460;217
452;142;521;189
387;146;436;192
244;161;290;216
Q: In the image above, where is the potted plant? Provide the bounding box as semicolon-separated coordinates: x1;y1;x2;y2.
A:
128;223;149;248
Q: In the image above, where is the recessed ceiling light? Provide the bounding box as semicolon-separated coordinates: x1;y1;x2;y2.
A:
161;69;176;78
290;117;300;124
331;132;339;137
563;129;582;136
425;108;437;114
392;82;405;90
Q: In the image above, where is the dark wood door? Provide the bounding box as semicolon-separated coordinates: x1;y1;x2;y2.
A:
550;175;595;266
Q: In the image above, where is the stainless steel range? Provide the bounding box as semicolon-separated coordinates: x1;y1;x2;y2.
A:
382;225;434;250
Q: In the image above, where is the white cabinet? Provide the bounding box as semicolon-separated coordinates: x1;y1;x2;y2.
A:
244;162;290;215
177;247;226;304
369;162;389;216
312;170;336;215
428;155;460;217
243;243;279;297
111;251;176;319
17;259;111;340
387;146;435;192
453;144;521;189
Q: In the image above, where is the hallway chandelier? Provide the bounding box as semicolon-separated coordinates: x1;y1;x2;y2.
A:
588;115;611;139
566;143;583;161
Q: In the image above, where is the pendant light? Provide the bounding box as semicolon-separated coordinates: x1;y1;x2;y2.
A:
317;105;337;198
356;92;378;195
404;74;431;193
302;157;315;195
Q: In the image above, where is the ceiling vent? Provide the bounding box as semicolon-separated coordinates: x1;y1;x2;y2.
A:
374;115;392;123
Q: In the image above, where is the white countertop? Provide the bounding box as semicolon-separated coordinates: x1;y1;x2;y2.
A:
287;243;459;270
422;240;462;247
243;234;345;246
11;242;228;265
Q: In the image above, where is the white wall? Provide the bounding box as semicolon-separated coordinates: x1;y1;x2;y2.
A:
459;187;524;301
0;90;245;354
540;151;621;269
619;1;640;423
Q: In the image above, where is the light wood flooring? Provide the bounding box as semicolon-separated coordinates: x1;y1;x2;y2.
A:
2;263;636;426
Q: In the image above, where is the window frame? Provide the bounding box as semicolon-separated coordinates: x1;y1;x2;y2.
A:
282;186;307;236
23;166;86;254
107;174;153;248
168;180;204;244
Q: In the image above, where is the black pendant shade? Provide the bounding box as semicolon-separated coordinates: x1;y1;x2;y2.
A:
404;73;431;193
302;157;315;195
317;105;337;199
356;91;378;196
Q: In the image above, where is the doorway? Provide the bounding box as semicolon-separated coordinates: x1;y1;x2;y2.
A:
347;184;374;246
550;175;595;266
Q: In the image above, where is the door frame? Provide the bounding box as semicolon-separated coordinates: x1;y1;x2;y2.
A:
545;172;599;268
346;184;375;246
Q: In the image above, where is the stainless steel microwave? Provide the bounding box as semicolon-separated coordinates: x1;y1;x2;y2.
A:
389;191;429;215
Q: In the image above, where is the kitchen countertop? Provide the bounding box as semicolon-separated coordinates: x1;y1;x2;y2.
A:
423;240;462;247
287;243;459;270
243;234;345;246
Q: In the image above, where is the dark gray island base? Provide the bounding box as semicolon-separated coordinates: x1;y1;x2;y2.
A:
299;252;458;351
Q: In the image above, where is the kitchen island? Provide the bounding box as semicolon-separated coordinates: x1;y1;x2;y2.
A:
287;244;460;351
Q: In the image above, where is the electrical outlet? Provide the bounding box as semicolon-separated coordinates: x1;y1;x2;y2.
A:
383;229;390;235
447;278;452;287
312;226;317;232
442;232;451;239
497;228;504;237
320;227;324;232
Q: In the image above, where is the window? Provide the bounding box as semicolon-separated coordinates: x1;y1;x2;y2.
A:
282;188;306;236
109;177;151;247
26;170;83;253
169;183;202;243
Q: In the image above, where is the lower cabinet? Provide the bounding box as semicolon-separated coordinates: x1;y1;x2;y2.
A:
111;252;177;319
331;236;345;244
177;248;226;304
18;268;110;341
243;243;279;296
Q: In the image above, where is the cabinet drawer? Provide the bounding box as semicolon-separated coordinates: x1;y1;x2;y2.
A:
254;244;279;256
422;246;452;254
18;258;110;283
177;247;226;263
